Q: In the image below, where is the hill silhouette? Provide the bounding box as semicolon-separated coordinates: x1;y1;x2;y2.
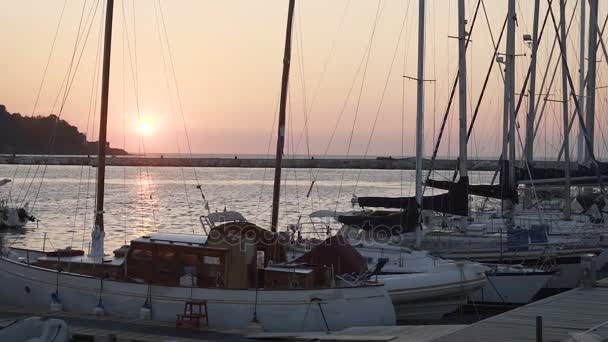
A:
0;104;128;155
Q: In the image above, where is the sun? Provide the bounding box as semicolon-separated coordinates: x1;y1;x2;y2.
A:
138;119;154;136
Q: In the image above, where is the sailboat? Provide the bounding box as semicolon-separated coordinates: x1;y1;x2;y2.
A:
0;0;396;332
341;0;608;297
0;179;35;228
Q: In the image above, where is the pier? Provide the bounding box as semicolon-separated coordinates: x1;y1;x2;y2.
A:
428;279;608;342
0;155;576;171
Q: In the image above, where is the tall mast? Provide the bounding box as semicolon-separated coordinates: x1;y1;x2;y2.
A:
414;0;426;249
526;0;540;162
585;0;598;163
577;0;586;163
501;0;517;221
506;0;516;193
91;0;114;260
458;0;468;180
560;0;571;219
270;0;295;232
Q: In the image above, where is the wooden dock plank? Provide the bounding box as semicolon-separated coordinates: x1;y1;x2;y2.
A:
429;286;608;342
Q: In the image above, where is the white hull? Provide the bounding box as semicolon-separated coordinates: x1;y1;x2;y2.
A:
378;269;487;321
290;242;487;321
0;317;69;342
0;255;396;332
0;206;29;228
470;272;553;304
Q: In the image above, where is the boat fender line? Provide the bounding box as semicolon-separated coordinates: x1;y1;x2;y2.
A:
485;275;507;303
94;273;109;316
50;292;63;312
140;283;153;320
310;298;330;334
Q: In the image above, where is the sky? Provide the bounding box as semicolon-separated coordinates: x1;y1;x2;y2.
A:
1;1;607;159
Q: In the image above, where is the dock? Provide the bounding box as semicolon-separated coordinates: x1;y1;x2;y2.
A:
428;279;608;342
0;155;574;171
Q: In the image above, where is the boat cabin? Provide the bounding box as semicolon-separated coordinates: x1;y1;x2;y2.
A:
33;222;360;291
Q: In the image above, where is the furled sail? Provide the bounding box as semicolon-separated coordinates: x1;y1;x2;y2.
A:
356;177;469;216
515;162;608;182
425;178;518;203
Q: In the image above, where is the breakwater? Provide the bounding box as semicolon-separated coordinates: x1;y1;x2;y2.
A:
0;155;544;171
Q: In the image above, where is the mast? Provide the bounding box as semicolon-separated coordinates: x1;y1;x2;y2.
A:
415;0;426;249
585;0;598;164
506;0;516;193
501;0;516;221
526;0;540;162
270;0;295;233
91;0;114;260
560;0;571;219
458;0;468;180
577;0;586;163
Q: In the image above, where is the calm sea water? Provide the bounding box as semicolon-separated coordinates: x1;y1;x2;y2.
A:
0;164;493;253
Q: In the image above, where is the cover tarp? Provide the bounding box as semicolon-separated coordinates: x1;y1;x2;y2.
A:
356;177;469;216
294;234;366;275
425;179;518;203
336;209;418;234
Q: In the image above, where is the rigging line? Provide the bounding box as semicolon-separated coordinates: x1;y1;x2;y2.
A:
479;2;550;173
75;3;105;243
157;1;202;185
49;0;89;115
59;0;102;115
290;0;351;160
30;0;68;119
122;1;158;228
20;0;89;208
30;0;102;212
295;0;311;159
546;0;605;192
422;0;483;193
287;92;303;220
484;3;559;194
343;0;384;159
400;1;409;198
515;118;545;222
534;0;575;111
334;0;384;212
309;29;372;186
25;0;98;210
353;3;409;194
291;3;317;214
252;95;280;223
532;0;580;146
153;0;196;233
122;2;128;244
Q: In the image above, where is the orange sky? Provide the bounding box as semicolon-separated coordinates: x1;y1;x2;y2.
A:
1;1;607;158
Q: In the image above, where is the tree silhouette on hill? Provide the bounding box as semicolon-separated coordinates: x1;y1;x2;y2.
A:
0;104;127;155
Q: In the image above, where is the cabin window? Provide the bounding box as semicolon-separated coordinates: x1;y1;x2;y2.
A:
203;256;221;265
183;254;198;276
158;250;177;273
131;249;152;261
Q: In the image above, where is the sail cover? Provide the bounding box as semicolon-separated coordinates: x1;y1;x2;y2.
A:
515;162;608;182
425;178;518;203
357;177;469;216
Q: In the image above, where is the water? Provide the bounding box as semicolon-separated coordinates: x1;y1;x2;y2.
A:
0;164;493;253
